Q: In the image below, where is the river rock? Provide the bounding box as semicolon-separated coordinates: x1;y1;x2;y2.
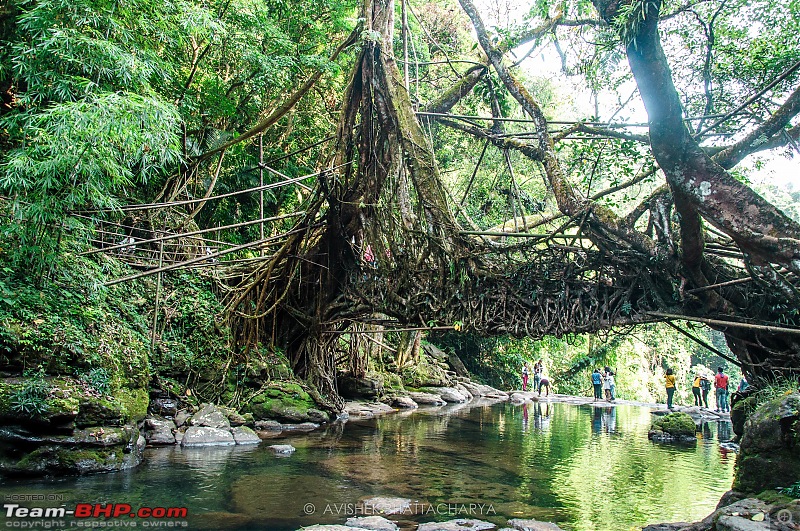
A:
648;412;697;443
408;392;446;406
455;383;474;400
417;519;496;531
345;516;398;530
231;426;260;445
255;419;283;431
281;422;319;432
735;393;800;493
345;401;395;419
0;424;144;476
640;525;693;531
268;444;295;455
710;498;775;531
144;417;176;445
425;387;468;403
391;396;418;409
507;519;564;531
190;403;231;430
149;398;178;418
339;374;384;399
174;409;191;428
181;426;235;447
297;527;368;531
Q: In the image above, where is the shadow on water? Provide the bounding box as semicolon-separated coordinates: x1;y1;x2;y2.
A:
0;401;735;531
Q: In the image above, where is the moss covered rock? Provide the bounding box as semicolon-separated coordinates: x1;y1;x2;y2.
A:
649;412;697;442
0;424;143;476
248;382;329;423
734;393;800;494
730;393;758;437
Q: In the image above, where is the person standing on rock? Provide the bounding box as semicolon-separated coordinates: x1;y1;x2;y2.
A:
533;360;543;392
665;368;677;409
607;370;616;401
715;367;730;413
592;369;603;401
522;363;530;391
692;372;703;406
700;374;711;408
602;368;612;400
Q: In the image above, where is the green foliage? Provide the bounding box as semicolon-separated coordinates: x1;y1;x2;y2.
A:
80;368;112;396
777;481;800;498
9;367;51;415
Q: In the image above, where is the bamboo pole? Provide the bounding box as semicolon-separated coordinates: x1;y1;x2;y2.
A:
80;213;305;256
103;225;321;286
647;311;800;335
458;230;593;239
685;277;754;294
151;233;165;352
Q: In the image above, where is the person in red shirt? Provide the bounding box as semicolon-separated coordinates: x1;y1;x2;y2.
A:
715;367;730;413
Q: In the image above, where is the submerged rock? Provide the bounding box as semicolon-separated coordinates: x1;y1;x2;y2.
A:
417;519;496;531
358;496;413;515
344;516;398;530
507;519;564;531
267;444;295;455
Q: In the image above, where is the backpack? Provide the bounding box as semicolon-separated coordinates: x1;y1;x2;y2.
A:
700;378;711;391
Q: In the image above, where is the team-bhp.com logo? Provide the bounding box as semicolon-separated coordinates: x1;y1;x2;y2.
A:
4;503;188;526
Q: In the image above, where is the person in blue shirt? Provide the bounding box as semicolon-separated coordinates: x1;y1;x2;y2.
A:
592;369;603;401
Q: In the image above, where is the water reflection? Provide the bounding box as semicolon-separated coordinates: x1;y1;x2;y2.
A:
0;402;735;531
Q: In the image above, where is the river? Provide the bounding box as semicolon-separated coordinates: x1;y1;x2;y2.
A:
0;400;735;530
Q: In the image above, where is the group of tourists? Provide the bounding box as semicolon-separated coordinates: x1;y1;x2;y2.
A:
521;361;551;396
665;366;741;413
591;367;616;402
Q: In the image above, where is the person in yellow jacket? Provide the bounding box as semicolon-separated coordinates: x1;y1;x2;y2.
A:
665;368;677;409
692;373;703;406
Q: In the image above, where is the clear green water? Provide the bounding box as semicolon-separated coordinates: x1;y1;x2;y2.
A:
0;401;735;530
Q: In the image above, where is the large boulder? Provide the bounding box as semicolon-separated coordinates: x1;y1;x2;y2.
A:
231;426;260;445
730;392;758;438
0;425;144;476
248;382;329;423
408;392;446;406
420;387;468;403
144;417;176;445
735;393;800;493
189;403;231;430
339;374;384;399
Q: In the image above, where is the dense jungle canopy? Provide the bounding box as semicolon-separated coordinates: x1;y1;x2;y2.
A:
1;0;799;405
